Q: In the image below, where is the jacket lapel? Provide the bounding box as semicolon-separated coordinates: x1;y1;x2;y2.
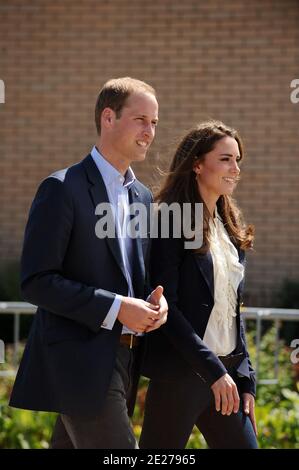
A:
195;244;245;300
237;248;246;297
82;155;127;282
194;251;214;298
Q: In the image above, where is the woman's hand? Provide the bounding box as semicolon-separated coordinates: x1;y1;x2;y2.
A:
242;392;258;436
211;373;240;415
145;285;168;332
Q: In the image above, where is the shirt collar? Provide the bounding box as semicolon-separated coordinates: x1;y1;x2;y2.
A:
91;145;136;189
214;205;223;223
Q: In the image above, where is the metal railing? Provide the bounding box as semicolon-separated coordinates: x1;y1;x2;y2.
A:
242;307;299;384
1;302;299;383
0;302;36;376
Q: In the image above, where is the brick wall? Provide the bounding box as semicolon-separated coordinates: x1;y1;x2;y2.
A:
0;0;298;306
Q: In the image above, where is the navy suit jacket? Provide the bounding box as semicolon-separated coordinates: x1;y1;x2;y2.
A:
142;214;256;397
9;154;152;417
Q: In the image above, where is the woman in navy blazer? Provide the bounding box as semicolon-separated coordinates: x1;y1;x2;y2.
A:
140;120;258;449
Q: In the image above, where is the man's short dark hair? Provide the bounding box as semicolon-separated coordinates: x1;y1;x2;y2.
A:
95;77;156;135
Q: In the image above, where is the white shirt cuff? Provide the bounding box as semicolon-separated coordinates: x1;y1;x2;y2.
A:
100;295;123;330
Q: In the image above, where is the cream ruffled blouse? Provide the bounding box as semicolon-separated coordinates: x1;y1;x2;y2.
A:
203;208;244;356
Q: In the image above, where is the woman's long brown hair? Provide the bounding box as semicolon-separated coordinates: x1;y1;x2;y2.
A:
155;120;254;253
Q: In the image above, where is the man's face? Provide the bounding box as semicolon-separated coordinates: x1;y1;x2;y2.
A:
107;91;159;167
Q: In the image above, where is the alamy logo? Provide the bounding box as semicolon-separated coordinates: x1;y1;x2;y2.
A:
0;339;5;363
95;202;204;250
290;339;299;364
0;80;5;104
290;79;299;104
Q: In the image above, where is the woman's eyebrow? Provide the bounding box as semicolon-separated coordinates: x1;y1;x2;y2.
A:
219;153;240;158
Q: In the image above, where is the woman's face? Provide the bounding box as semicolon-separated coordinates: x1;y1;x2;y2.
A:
194;136;241;199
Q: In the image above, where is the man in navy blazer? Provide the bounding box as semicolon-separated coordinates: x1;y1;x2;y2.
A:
9;77;167;449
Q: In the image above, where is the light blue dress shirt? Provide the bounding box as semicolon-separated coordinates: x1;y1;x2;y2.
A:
91;146;137;333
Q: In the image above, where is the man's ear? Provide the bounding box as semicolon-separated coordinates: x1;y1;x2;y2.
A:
101;108;115;128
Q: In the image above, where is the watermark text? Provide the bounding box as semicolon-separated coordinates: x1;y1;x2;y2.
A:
95;202;204;250
290;339;299;364
290;79;299;104
0;339;5;363
0;79;5;104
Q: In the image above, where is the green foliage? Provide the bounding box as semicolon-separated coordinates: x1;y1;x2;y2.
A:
0;346;56;449
0;325;298;448
255;388;299;448
245;324;299;448
246;322;295;406
0;383;56;449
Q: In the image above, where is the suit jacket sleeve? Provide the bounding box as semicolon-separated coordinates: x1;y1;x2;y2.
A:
238;315;256;396
20;176;116;333
235;251;256;396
